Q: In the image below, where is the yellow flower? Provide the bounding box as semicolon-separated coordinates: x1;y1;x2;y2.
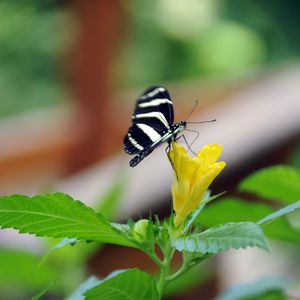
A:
169;142;226;227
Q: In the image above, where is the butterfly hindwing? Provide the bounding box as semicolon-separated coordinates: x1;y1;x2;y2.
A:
123;124;154;155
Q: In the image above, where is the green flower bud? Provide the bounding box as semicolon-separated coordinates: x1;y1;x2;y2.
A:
133;219;149;242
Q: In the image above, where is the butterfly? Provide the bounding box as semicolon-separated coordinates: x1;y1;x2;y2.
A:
123;85;186;167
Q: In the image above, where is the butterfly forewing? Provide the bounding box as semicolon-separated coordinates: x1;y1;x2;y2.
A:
133;86;174;127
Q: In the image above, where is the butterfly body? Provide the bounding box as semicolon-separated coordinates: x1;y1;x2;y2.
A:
124;86;186;167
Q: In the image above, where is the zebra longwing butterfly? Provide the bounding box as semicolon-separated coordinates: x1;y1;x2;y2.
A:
123;85;186;167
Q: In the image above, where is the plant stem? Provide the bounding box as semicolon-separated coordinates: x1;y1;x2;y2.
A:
147;249;164;268
166;255;207;282
157;263;168;298
157;246;173;299
165;261;189;282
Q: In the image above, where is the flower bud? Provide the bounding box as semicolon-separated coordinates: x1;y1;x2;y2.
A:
133;219;149;242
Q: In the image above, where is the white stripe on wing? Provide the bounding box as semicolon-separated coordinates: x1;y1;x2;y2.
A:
140;87;166;99
138;98;172;108
136;123;161;142
127;133;144;151
134;112;170;129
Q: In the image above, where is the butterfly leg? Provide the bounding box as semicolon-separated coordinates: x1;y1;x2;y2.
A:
175;134;184;143
165;142;173;168
177;128;200;155
165;142;171;156
175;134;191;149
175;134;197;156
184;128;200;154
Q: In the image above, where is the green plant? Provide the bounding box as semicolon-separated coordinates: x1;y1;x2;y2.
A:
0;143;300;299
0;0;71;118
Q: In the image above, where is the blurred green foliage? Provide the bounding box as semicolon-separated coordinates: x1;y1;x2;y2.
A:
0;247;57;300
289;143;300;170
215;277;290;300
118;0;300;87
0;0;72;118
2;0;300;116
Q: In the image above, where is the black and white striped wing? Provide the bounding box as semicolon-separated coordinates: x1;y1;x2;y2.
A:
123;124;153;154
123;86;174;155
133;85;174;128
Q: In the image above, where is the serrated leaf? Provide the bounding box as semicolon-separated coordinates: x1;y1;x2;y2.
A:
53;238;79;250
197;197;300;243
47;178;126;265
215;277;292;300
173;222;268;254
183;191;226;234
0;193;135;247
84;268;159;300
258;200;300;226
239;165;300;203
66;276;100;300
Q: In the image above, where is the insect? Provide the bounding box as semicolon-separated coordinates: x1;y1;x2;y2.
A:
123;85;187;167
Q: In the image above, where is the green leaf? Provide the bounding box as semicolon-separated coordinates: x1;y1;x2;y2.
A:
35;237;82;275
0;248;57;290
197;197;300;243
30;282;54;300
0;193;135;247
85;268;159;300
53;238;79;250
215;277;292;300
172;222;268;254
96;177;126;220
66;276;100;300
258;200;300;226
46;178;127;267
239;165;300;203
183;191;226;234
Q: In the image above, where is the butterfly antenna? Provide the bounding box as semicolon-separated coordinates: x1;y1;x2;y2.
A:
184;100;216;124
186;119;216;124
184;100;199;121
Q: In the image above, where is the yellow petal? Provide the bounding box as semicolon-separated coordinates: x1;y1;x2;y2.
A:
174;163;225;227
193;161;226;200
170;142;199;183
172;179;190;212
197;144;223;170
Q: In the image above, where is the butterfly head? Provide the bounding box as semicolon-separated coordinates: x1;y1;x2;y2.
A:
177;120;187;132
172;121;187;139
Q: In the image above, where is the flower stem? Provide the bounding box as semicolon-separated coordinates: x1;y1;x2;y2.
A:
165;262;189;282
157;246;173;299
147;249;164;269
166;255;207;282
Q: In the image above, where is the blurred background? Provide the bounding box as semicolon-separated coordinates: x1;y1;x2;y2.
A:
0;0;300;299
